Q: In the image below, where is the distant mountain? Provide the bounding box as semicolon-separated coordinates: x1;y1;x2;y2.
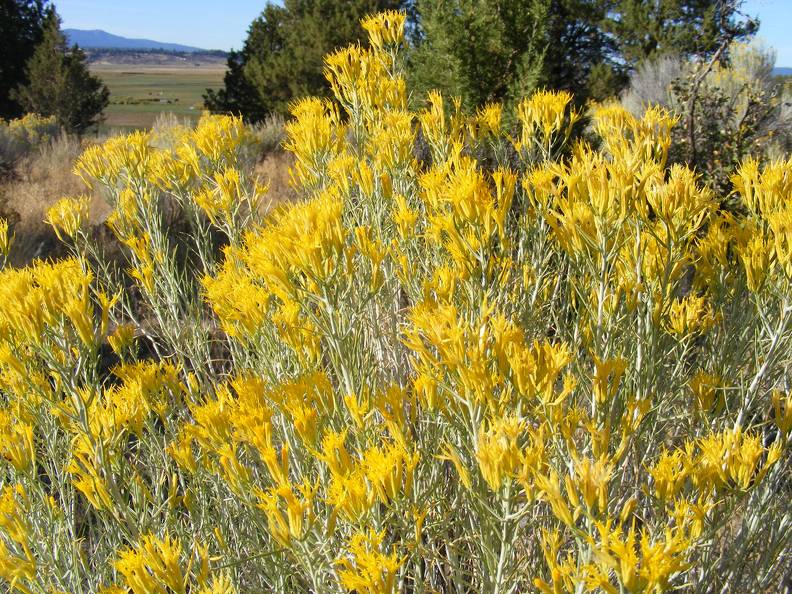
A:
64;29;206;53
773;67;792;77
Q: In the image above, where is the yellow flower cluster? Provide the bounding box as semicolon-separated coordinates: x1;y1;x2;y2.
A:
0;486;35;588
108;532;232;594
514;89;579;155
0;258;97;349
0;218;12;262
336;529;402;594
46;195;90;241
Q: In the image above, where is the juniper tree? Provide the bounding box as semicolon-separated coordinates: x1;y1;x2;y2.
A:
0;0;48;119
407;0;550;110
411;0;757;107
13;8;109;134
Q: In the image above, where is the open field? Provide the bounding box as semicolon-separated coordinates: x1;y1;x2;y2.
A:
90;64;226;130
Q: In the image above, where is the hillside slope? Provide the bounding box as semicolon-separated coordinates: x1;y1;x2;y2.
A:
64;29;205;52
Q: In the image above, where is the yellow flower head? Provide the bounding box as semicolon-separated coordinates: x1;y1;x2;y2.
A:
665;295;716;337
476;416;524;491
361;10;406;50
473;103;503;139
114;533;185;594
0;218;13;259
0;408;35;472
336;529;402;594
256;481;316;546
362;439;419;504
772;390;792;436
46;195;90;241
731;156;792;217
570;455;612;513
688;370;721;412
694;427;782;491
515;90;579;152
0;485;35;587
107;323;136;356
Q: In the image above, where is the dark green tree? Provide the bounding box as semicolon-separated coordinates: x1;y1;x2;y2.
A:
603;0;758;71
408;0;550;110
409;0;757;108
204;4;288;122
205;0;401;121
12;7;109;134
540;0;617;101
0;0;48;119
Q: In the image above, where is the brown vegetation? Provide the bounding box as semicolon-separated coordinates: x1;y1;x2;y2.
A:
254;151;295;210
0;134;96;264
1;116;293;266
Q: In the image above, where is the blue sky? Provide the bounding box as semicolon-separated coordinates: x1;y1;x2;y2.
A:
56;0;266;51
743;0;792;66
57;0;792;65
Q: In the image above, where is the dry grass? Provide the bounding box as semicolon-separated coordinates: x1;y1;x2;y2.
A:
0;127;296;267
255;150;296;210
0;135;110;265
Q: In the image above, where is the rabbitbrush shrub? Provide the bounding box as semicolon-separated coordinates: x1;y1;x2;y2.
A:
0;11;790;594
0;113;59;176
